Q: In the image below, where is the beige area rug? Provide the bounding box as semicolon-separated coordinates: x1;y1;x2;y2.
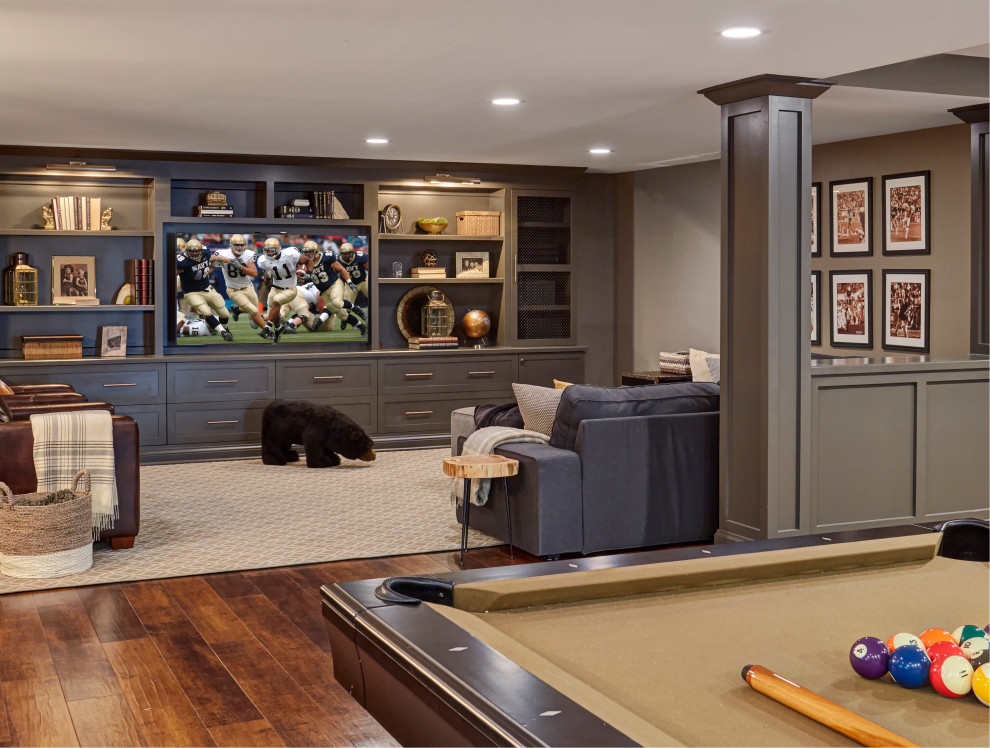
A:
0;448;498;594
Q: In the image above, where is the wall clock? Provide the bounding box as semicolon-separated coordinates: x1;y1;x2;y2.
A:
381;203;402;233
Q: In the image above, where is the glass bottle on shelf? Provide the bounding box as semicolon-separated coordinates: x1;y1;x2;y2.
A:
3;253;39;306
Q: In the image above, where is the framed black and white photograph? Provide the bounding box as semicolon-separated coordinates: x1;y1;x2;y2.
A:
882;171;930;255
51;255;96;303
455;251;489;278
811;182;822;257
811;270;822;346
829;270;873;348
100;325;127;357
883;269;930;352
829;177;873;257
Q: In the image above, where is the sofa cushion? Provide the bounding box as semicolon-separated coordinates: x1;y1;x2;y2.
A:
549;381;720;451
690;348;721;384
512;383;563;436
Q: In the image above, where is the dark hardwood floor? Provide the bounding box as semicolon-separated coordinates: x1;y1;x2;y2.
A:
0;544;541;747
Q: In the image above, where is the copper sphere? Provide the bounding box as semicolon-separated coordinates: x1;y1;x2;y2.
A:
461;310;491;339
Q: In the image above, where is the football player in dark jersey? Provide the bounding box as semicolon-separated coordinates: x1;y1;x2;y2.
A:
297;240;366;334
338;242;370;329
176;238;234;341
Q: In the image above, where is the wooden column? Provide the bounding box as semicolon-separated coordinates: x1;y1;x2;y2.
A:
698;75;829;542
949;104;990;355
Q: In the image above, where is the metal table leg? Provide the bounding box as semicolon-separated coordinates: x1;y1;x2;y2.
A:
460;477;471;565
503;476;513;559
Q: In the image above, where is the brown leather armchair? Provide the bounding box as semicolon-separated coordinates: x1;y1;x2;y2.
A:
0;393;140;549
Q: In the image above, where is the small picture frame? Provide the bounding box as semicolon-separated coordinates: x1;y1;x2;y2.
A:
100;325;127;357
811;182;822;257
883;269;930;352
455;251;489;278
811;270;822;346
52;255;96;303
882;171;930;255
830;177;873;256
829;270;873;349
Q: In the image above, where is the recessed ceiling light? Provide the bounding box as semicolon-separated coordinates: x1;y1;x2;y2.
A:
365;137;389;144
491;98;522;106
721;27;762;38
589;148;612;155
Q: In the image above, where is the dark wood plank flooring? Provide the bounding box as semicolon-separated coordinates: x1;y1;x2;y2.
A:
0;544;539;747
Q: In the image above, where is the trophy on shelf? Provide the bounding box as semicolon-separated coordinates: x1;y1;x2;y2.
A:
42;205;55;230
198;190;233;217
100;206;113;230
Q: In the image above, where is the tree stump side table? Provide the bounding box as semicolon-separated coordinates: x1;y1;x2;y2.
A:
443;455;519;565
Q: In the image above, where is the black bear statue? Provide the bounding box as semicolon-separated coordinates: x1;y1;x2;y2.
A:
261;400;376;468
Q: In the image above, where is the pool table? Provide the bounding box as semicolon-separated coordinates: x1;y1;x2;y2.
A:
321;524;989;747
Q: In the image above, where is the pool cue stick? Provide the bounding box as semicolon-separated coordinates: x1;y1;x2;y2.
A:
742;665;918;748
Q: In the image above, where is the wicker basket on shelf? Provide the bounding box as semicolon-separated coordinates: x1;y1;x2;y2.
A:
0;470;93;578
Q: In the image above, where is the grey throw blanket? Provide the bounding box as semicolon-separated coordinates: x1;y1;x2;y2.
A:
450;426;549;507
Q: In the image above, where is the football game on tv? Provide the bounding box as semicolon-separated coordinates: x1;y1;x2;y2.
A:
171;233;369;346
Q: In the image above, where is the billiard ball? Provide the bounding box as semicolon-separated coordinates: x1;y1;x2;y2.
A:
885;632;922;653
849;637;889;679
960;636;990;666
930;654;974;698
927;640;965;662
888;645;931;688
952;624;985;645
972;663;989;706
919;628;955;650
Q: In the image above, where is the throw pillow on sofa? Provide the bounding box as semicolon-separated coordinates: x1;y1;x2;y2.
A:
511;383;564;436
690;348;721;384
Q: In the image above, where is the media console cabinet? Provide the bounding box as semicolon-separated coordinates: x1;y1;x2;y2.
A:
0;347;585;462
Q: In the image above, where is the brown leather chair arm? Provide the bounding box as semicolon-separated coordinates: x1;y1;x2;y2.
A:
5;401;115;421
0;393;88;407
8;384;76;394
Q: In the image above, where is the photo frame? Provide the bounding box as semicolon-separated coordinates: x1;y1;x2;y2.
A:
811;182;822;257
100;325;127;357
455;251;489;278
829;177;873;257
811;270;822;346
883;269;930;352
51;255;96;304
829;269;873;348
882;171;930;255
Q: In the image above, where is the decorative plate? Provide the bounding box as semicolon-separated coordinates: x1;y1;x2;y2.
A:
396;285;454;341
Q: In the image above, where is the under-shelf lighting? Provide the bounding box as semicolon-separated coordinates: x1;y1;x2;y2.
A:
46;161;117;172
491;98;521;106
720;27;762;38
425;173;481;186
365;137;389;144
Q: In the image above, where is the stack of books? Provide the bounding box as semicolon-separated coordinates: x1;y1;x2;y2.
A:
408;336;458;349
197;204;233;217
314;191;349;219
277;198;314;219
411;267;447;278
125;259;154;305
49;196;102;230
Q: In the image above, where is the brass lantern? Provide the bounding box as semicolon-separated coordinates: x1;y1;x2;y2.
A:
3;253;38;306
421;290;454;338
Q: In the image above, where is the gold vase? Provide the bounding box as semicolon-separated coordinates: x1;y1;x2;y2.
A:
3;253;38;306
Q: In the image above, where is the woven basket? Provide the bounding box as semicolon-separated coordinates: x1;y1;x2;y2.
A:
0;470;93;578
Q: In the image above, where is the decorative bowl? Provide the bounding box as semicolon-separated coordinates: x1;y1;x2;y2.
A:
417;220;448;234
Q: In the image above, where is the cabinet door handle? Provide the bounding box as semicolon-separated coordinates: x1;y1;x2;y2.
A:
404;410;433;416
206;420;239;425
468;371;496;376
404;372;433;378
103;383;136;387
313;375;344;381
514;255;517;283
206;379;238;384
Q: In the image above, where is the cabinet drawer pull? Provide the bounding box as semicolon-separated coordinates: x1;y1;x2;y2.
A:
313;375;344;381
404;372;434;378
404;410;434;416
103;383;136;387
206;379;238;384
206;420;239;425
468;371;496;376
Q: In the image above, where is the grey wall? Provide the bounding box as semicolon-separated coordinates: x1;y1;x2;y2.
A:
617;124;974;372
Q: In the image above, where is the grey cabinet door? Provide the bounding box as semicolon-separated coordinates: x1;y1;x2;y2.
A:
167;362;275;403
517;353;585;387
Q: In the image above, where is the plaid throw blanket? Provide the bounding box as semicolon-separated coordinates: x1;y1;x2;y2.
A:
451;426;548;507
30;411;118;538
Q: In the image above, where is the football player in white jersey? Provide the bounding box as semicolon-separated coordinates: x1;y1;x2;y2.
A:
255;238;301;341
280;280;321;332
176;314;212;337
211;234;273;339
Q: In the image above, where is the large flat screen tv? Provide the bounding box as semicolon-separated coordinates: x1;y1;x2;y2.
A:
168;232;370;347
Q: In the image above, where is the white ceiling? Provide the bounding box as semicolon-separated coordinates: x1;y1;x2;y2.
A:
0;0;987;173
